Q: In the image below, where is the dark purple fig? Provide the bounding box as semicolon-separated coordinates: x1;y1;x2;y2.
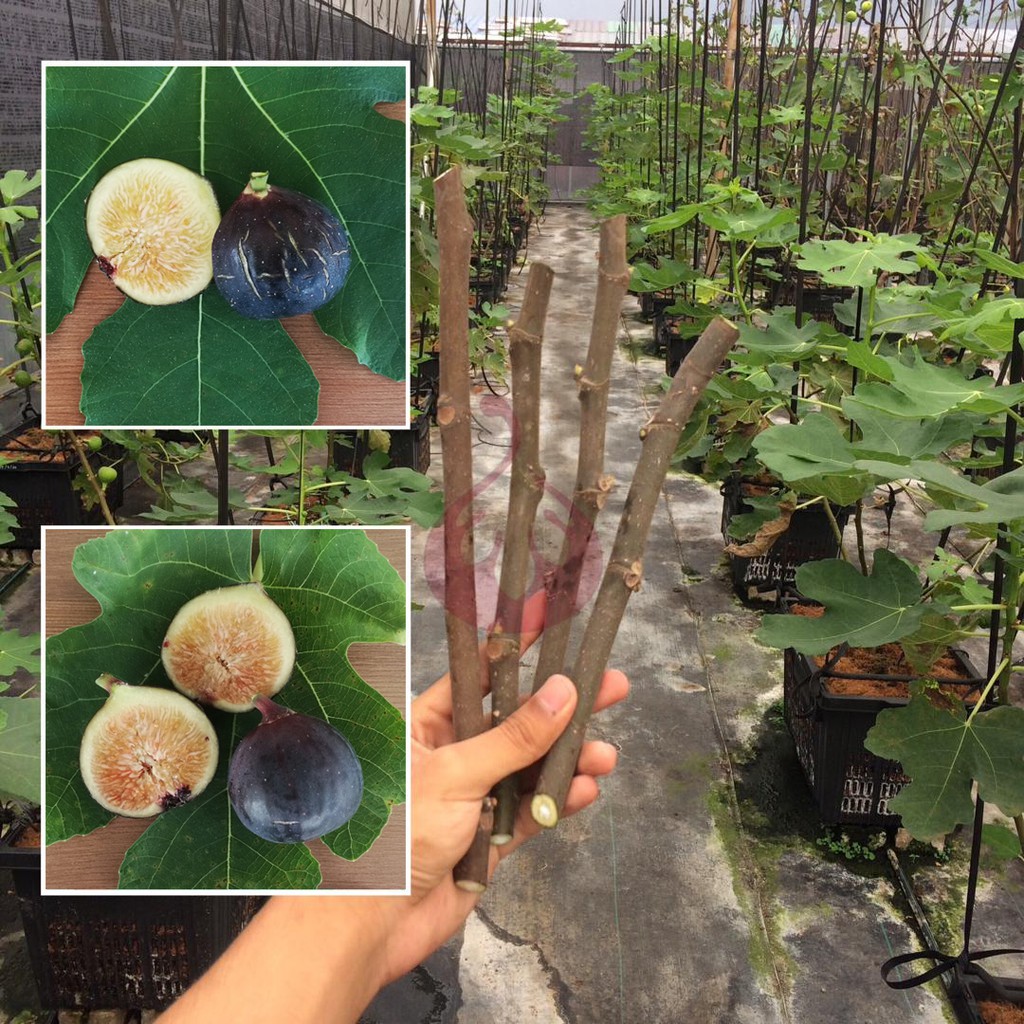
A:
212;172;351;320
227;696;364;843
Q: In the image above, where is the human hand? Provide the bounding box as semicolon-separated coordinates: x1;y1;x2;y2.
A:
374;591;628;985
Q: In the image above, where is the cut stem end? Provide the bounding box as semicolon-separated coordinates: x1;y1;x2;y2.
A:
531;793;559;829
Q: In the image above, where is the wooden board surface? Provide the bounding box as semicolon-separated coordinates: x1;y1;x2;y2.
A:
44;264;408;429
42;526;408;892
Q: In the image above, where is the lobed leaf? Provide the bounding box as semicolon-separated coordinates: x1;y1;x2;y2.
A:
756;549;929;655
45;528;405;889
865;697;1024;841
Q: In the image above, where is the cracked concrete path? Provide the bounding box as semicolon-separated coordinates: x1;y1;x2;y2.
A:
361;205;1006;1024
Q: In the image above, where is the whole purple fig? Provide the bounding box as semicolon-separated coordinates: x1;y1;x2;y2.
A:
212;172;351;319
228;696;364;843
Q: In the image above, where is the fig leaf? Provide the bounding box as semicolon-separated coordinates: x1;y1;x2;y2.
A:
756;548;930;655
45;528;406;890
0;696;41;805
45;64;407;424
865;696;1024;841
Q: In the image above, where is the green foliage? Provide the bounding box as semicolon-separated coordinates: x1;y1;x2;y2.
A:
866;694;1024;842
796;233;925;289
46;528;406;889
45;65;407;425
816;828;882;862
757;549;933;655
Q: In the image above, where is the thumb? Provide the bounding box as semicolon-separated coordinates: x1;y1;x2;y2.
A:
450;675;578;797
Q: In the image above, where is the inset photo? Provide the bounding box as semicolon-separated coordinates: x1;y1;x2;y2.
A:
42;62;409;429
42;525;408;893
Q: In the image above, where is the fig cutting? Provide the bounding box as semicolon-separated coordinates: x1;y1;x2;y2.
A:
85;158;221;305
228;696;364;843
211;171;351;319
79;674;218;817
162;582;296;712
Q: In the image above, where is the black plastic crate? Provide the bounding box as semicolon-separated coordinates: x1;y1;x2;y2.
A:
658;316;699;377
784;645;984;827
720;476;849;594
950;970;1024;1023
0;422;123;549
9;853;263;1011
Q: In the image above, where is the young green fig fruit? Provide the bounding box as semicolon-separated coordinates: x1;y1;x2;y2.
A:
79;674;218;817
162;582;296;712
85;158;221;306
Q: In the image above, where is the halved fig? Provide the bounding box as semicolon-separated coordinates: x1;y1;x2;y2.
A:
85;158;220;305
162;582;295;712
79;675;218;817
228;696;364;843
211;171;351;319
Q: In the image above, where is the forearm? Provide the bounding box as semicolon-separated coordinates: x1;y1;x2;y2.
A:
155;896;399;1024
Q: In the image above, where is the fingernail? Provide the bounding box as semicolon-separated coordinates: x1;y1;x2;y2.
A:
536;674;574;715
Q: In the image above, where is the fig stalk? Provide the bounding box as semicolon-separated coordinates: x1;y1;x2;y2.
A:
531;317;740;828
531;215;630;693
434;166;490;892
488;261;554;845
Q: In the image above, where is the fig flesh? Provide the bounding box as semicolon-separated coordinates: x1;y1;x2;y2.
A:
79;674;218;817
85;158;220;305
211;171;351;319
228;696;364;843
162;582;295;713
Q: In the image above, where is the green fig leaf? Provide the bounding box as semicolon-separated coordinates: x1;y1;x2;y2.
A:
848;354;1024;419
45;528;406;890
843;402;979;462
756;549;929;655
736;308;822;360
0;628;41;676
752;414;874;505
796;233;924;289
45;64;407;426
865;697;1024;841
0;696;41;805
79;290;319;426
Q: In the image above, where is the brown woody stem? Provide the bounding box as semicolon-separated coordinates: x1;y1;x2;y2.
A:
435;167;490;889
533;215;629;693
530;317;740;828
488;262;554;844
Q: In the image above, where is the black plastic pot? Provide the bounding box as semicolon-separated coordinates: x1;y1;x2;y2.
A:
657;315;699;376
720;476;850;595
783;644;984;828
950;968;1024;1023
2;829;264;1012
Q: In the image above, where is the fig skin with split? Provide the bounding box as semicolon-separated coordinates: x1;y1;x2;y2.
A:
212;172;351;320
79;674;218;817
162;582;296;713
228;696;364;844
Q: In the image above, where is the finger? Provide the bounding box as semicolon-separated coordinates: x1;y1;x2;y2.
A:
590;669;629;715
576;739;618;779
412;589;549;722
446;674;577;796
499;774;602;859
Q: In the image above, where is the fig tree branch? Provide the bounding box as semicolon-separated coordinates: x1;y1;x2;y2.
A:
532;215;630;693
435;166;490;891
531;317;740;828
488;260;554;845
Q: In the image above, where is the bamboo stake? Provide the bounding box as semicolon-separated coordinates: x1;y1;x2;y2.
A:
532;216;630;692
488;261;554;844
435;166;490;891
531;317;740;828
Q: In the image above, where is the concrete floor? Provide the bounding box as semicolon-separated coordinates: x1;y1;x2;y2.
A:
0;205;1021;1023
361;204;1024;1024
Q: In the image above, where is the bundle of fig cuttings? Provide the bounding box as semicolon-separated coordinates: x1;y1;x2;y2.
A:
433;166;739;890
